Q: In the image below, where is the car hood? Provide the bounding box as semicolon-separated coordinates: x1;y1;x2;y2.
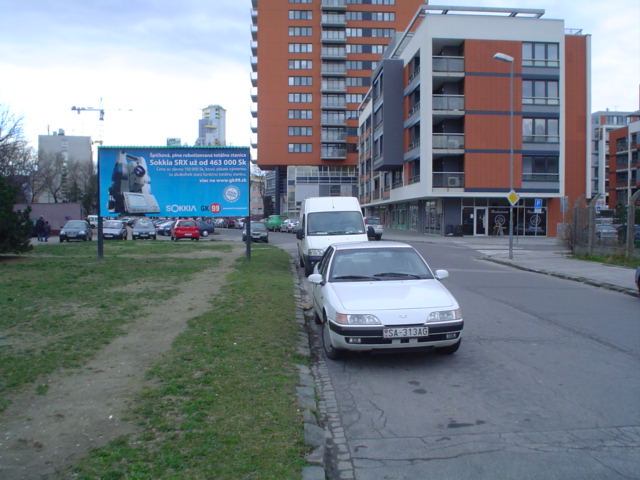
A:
329;280;456;311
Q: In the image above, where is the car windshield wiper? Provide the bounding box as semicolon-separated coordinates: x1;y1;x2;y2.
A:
332;275;380;281
373;272;424;279
328;230;348;235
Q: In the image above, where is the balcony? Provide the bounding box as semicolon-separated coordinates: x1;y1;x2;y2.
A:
251;56;257;72
321;146;347;160
433;172;465;188
321;47;346;60
251;40;257;55
251;25;258;40
321;0;346;10
251;8;257;20
251;71;257;87
432;56;464;73
251;88;257;103
432;94;464;112
321;82;346;93
321;64;347;76
322;14;346;26
321;31;346;44
322;97;347;109
433;133;464;150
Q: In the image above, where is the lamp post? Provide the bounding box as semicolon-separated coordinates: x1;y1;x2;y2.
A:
493;52;515;259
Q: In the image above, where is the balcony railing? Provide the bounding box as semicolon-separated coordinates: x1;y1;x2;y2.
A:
409;102;420;116
432;133;464;150
322;0;346;8
522;135;559;144
521;173;560;182
432;95;464;111
408;174;420;185
408;140;420;151
321;147;347;159
433;172;464;188
432;56;464;73
321;31;346;42
522;96;559;106
322;14;346;26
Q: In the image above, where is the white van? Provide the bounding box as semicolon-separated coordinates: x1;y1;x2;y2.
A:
296;196;368;275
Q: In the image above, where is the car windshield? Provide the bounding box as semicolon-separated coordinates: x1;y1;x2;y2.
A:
329;247;433;282
179;221;196;227
134;220;154;227
307;211;365;236
367;217;381;225
64;220;86;229
251;222;267;231
104;221;123;228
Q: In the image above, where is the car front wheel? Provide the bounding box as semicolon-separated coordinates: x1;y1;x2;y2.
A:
322;318;342;360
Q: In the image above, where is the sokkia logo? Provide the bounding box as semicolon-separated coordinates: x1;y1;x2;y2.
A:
166;204;197;213
223;185;240;203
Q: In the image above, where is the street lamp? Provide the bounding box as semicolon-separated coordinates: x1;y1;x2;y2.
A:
493;52;515;259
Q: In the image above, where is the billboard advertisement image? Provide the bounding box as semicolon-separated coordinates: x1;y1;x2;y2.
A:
98;146;250;218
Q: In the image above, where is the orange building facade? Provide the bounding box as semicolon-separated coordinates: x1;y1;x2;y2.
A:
358;5;591;236
252;0;424;214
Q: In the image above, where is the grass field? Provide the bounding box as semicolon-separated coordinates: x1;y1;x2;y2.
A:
1;241;309;479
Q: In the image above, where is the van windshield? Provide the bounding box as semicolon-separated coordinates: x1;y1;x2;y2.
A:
307;211;365;236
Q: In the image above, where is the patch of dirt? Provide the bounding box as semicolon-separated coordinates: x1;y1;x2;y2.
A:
0;243;244;480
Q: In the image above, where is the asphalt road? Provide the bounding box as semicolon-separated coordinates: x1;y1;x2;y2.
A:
240;230;640;480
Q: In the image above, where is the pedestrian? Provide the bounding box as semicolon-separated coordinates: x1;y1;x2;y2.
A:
44;221;51;242
35;216;45;242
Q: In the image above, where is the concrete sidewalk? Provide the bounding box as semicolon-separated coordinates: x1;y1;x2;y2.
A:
383;229;639;297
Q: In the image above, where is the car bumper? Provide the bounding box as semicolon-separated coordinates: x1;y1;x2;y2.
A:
327;320;463;352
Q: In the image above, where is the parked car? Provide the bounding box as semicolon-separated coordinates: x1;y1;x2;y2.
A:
595;224;618;240
265;214;288;231
235;218;245;229
635;266;640;294
103;220;128;240
242;221;269;243
365;216;384;240
196;220;215;237
156;220;175;236
308;241;463;359
59;220;92;242
132;218;157;240
87;215;98;229
171;219;200;241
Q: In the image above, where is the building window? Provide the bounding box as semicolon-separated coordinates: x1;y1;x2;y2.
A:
346;76;370;87
522;155;559;182
522;80;559;105
288;109;313;119
289;10;312;20
522;118;559;143
346;60;373;70
346;28;363;37
289;0;312;3
288;26;312;36
288;93;313;103
289;143;313;153
346;93;364;104
522;42;559;67
288;76;313;86
288;43;313;53
288;59;313;69
289;126;313;136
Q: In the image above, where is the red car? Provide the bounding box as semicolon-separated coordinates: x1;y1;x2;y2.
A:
171;219;200;241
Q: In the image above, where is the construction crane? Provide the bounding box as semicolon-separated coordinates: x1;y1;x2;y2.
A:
70;100;132;145
71;104;133;121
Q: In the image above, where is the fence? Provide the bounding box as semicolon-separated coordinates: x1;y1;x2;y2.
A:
568;192;640;259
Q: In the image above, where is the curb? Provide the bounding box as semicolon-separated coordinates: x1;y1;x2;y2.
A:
483;256;639;298
290;257;355;480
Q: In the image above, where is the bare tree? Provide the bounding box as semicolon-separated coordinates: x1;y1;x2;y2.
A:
36;151;66;203
0;106;35;178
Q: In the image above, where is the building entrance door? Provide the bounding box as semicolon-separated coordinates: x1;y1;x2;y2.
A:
474;207;488;235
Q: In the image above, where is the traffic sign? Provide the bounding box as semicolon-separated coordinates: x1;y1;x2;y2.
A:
507;190;519;206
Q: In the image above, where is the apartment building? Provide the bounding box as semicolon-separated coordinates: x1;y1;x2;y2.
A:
591;110;639;208
607;118;640;208
358;5;590;237
196;104;226;146
251;0;424;215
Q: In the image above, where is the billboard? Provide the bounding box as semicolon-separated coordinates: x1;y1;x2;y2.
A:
98;146;250;217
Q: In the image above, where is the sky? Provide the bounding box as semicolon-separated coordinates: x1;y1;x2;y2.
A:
0;0;638;156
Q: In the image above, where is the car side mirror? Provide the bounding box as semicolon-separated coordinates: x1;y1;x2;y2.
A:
296;229;304;240
308;273;323;284
434;269;449;280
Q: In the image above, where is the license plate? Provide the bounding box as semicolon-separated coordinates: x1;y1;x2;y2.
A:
383;326;429;338
184;233;192;236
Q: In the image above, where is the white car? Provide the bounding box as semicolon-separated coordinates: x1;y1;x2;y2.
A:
308;241;463;359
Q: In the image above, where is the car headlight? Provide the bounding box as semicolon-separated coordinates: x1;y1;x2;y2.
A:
336;313;381;325
309;248;325;257
428;309;462;322
60;230;66;235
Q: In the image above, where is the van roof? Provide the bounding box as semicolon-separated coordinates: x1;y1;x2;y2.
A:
303;196;361;210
